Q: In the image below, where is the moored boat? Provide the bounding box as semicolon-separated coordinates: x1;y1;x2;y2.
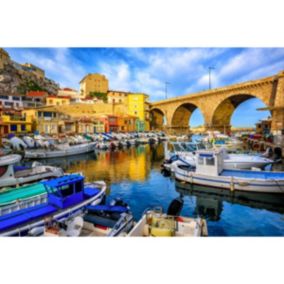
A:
173;149;284;193
128;208;208;237
0;154;64;188
25;141;96;159
163;142;273;173
0;174;106;236
39;198;134;237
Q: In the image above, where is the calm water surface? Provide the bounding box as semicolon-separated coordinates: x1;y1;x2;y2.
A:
32;142;284;236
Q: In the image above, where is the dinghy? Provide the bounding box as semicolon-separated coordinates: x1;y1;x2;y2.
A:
173;149;284;193
0;174;106;236
0;154;64;188
24;141;96;159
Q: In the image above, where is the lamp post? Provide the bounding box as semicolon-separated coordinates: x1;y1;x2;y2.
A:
208;66;215;90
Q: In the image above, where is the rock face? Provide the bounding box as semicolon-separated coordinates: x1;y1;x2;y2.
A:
0;61;59;96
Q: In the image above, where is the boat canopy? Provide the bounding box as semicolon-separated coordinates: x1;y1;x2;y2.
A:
42;174;84;189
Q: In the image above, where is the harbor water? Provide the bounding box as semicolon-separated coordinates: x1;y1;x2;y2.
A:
26;142;284;236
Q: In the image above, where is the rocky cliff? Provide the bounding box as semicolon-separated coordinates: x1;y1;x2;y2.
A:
0;61;59;96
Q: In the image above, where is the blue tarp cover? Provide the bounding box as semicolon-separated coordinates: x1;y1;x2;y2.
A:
86;205;128;213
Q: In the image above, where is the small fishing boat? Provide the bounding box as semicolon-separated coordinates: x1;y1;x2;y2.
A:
24;141;96;159
128;208;208;237
39;198;134;237
0;154;64;188
163;142;273;173
0;174;106;236
174;149;284;193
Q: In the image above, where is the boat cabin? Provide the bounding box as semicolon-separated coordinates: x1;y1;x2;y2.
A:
196;150;224;176
43;174;85;209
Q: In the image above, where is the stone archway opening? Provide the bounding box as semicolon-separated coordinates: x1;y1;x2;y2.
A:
150;108;165;130
171;103;205;134
189;108;205;133
211;94;271;133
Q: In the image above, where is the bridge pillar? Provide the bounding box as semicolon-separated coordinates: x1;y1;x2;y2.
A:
271;71;284;134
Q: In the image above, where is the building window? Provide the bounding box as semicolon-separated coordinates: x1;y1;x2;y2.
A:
21;125;26;131
11;124;17;131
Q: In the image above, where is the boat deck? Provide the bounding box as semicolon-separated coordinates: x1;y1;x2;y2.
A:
221;170;284;180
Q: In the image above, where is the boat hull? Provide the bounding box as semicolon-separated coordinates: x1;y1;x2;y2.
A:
24;142;96;159
174;168;284;193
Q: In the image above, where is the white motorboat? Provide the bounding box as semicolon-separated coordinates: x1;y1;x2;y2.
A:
24;141;96;159
0;154;64;188
173;149;284;193
163;142;273;172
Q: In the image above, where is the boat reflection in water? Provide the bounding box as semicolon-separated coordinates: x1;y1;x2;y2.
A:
175;181;284;222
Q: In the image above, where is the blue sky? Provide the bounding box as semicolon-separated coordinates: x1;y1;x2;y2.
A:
5;48;284;127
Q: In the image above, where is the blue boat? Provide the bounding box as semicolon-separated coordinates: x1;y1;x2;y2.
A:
0;174;106;236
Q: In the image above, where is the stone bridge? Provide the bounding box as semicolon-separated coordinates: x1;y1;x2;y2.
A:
150;71;284;134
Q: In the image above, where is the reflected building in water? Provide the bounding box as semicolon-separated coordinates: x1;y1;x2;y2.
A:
35;145;160;184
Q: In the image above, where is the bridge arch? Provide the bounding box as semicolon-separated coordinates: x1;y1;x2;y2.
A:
150;108;165;130
210;93;271;133
171;102;205;132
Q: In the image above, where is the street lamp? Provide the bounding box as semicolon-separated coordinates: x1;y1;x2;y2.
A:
208;66;215;90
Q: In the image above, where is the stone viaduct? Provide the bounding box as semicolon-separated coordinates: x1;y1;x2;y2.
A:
150;71;284;134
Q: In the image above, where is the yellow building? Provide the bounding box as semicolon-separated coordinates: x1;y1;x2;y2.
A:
79;73;109;98
117;114;137;132
127;93;150;131
107;90;129;104
0;114;32;135
46;95;71;106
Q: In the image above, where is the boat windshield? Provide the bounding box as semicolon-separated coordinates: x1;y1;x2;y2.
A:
173;143;185;152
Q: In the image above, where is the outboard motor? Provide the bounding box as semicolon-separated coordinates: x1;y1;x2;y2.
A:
167;195;184;216
274;147;282;163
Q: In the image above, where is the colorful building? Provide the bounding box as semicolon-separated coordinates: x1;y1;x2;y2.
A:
117;114;137;132
58;88;83;103
46;95;71;106
127;93;150;131
0;114;32;135
79;73;109;98
107;90;129;104
25;91;47;108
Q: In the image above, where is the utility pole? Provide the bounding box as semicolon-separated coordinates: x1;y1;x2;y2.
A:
165;82;170;99
208;66;215;90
